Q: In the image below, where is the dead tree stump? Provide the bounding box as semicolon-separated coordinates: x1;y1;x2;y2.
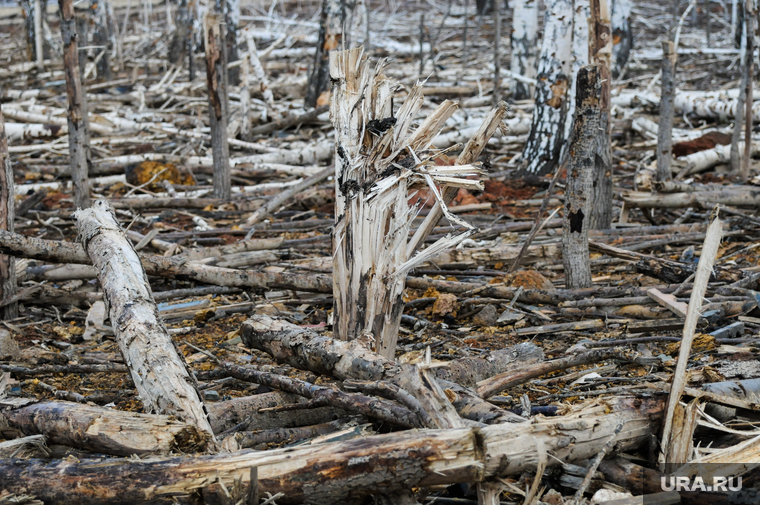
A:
59;0;91;209
204;12;231;200
562;66;601;289
74;201;216;445
0;110;16;320
657;41;677;182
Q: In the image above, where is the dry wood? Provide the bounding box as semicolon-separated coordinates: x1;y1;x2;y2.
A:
74;201;216;443
0;108;16;319
0;396;664;505
0;398;209;456
657;41;677;182
204;12;231;200
659;212;722;471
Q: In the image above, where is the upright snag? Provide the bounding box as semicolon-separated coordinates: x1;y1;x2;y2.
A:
305;0;346;108
519;0;573;175
91;0;113;81
20;0;50;65
60;0;92;209
562;65;601;289
509;0;539;100
588;0;613;229
330;48;501;358
225;0;240;85
204;11;231;200
657;41;677;182
492;0;501;105
0;110;17;320
610;0;633;77
740;0;755;181
168;0;192;66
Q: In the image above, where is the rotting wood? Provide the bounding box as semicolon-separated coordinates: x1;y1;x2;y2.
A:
74;201;216;445
0;395;665;505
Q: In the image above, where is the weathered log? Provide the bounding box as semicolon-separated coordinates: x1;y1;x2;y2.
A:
74;201;216;443
0;398;209;456
0;396;665;505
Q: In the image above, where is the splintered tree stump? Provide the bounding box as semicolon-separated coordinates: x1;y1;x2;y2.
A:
74;201;215;444
563;65;601;289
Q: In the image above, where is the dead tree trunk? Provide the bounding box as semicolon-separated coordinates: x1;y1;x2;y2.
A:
92;0;113;81
224;0;240;85
168;0;192;66
74;201;216;445
59;0;91;209
657;41;677;182
204;12;231;200
305;0;345;108
562;66;600;289
740;0;755;181
492;0;501;105
0;110;16;320
509;0;539;100
730;8;748;174
20;0;50;64
561;0;589;163
589;0;614;229
330;48;493;358
0;396;664;505
519;0;573;175
610;0;633;76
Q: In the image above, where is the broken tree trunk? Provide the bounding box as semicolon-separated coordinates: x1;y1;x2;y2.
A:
74;201;216;445
0;396;664;505
204;11;231;200
0;109;16;320
588;0;614;229
0;398;210;456
59;0;91;209
509;0;539;100
330;47;487;358
562;65;600;289
657;41;677;182
305;0;345;108
610;0;633;76
519;0;573;175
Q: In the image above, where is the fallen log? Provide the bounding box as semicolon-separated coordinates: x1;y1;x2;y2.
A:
0;395;665;505
0;398;209;456
622;189;760;209
74;201;216;443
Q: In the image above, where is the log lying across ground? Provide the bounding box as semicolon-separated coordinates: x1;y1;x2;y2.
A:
0;395;665;505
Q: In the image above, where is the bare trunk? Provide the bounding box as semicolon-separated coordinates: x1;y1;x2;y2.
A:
509;0;539;100
562;66;600;289
730;12;748;173
492;1;501;105
21;0;50;63
305;0;345;108
519;0;573;175
589;0;614;229
224;0;240;84
74;201;216;444
0;109;16;320
59;0;91;209
610;0;633;76
168;0;191;66
92;0;113;81
657;41;677;182
740;0;756;182
204;12;231;199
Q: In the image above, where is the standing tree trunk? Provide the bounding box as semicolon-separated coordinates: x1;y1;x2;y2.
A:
562;66;600;289
510;0;539;100
519;0;574;175
610;0;633;77
0;110;17;320
204;12;231;200
730;6;747;174
92;0;113;81
740;0;755;181
168;0;192;66
60;0;91;209
588;0;613;229
561;0;590;164
20;0;50;64
224;0;240;85
657;41;677;182
492;0;501;105
305;0;345;108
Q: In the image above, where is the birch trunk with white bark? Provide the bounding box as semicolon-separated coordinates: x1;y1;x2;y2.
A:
74;201;216;445
509;0;539;100
519;0;574;175
21;0;50;63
